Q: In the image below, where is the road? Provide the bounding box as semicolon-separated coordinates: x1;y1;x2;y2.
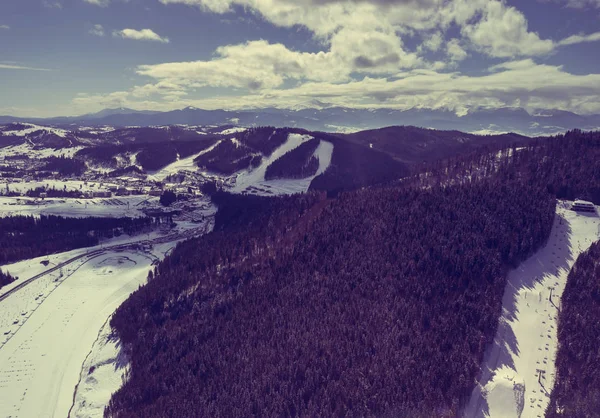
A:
0;221;211;303
0;219;214;418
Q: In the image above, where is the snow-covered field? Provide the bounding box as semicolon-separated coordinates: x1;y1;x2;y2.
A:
0;195;157;218
465;201;600;418
1;123;68;138
147;140;223;182
0;143;83;159
230;134;334;196
0;198;215;417
0;249;156;417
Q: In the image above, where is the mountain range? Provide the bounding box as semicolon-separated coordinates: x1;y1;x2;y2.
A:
1;106;599;136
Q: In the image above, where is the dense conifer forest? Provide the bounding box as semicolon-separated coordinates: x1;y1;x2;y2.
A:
41;156;86;176
107;173;556;416
309;133;409;195
265;138;320;180
0;215;153;265
546;241;600;417
194;139;262;175
99;130;599;417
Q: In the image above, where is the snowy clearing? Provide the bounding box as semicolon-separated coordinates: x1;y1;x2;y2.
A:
147;140;222;182
217;127;247;136
465;201;600;418
230;134;334;196
0;143;83;159
1;123;68;138
0;208;214;418
0;249;157;417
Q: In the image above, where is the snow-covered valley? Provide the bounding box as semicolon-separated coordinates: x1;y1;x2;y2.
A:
0;249;158;417
465;202;600;418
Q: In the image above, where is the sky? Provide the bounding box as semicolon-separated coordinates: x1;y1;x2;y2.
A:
0;0;600;117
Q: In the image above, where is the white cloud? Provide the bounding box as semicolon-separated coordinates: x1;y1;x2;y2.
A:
89;24;105;37
555;0;600;8
558;31;600;45
83;0;110;6
158;0;556;60
73;60;600;116
0;64;52;71
460;1;554;57
135;37;421;92
446;39;467;62
0;25;9;30
43;0;63;8
422;32;443;52
113;29;170;43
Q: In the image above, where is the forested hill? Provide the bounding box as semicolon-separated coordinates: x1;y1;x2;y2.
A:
104;130;598;417
107;157;556;416
547;241;600;417
337;126;532;165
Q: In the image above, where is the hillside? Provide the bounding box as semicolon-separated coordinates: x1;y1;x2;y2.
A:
338;126;531;165
547;241;600;417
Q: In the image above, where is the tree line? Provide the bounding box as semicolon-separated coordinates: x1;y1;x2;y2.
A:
0;215;153;266
0;269;15;290
265;138;320;180
106;176;555;417
546;241;600;417
105;129;599;417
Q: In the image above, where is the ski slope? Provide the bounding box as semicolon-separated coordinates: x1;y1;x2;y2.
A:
465;201;600;418
230;134;334;196
147;140;223;182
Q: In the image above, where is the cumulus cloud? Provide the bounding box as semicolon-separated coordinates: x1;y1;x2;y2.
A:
158;0;556;59
73;59;600;116
460;1;554;57
446;39;468;62
113;29;170;43
135;37;421;92
68;0;600;117
89;24;105;37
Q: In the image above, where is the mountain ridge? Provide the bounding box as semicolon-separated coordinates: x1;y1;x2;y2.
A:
1;106;599;137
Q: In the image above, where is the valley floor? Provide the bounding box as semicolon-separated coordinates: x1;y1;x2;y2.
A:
0;247;167;417
464;201;600;418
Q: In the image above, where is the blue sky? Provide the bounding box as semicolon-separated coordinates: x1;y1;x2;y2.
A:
1;0;600;117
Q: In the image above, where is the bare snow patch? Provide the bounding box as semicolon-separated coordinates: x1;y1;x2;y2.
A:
218;127;247;136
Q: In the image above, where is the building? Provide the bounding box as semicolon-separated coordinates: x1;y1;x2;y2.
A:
571;200;596;213
92;191;112;198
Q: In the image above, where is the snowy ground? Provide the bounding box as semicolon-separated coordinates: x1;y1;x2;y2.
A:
0;212;212;418
146;139;222;182
464;201;600;418
1;123;69;138
0;195;158;218
0;193;215;417
0;143;83;159
0;249;158;417
230;134;334;196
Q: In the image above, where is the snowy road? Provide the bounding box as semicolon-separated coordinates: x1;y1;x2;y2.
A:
465;202;600;418
0;250;157;418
